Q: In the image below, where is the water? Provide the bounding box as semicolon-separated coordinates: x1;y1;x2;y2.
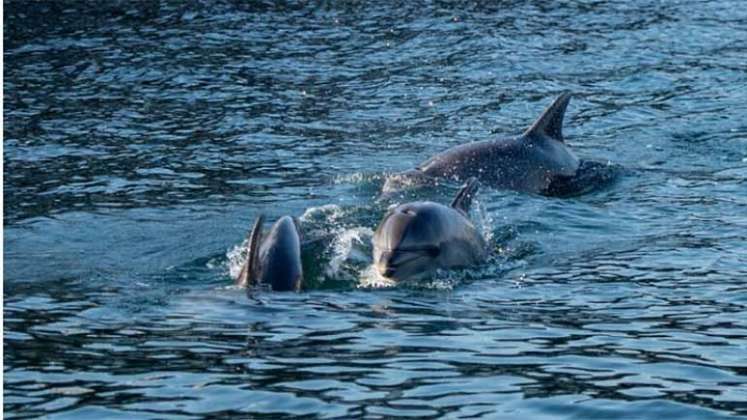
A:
4;1;747;418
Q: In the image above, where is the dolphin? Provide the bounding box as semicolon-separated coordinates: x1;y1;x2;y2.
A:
372;178;487;282
383;92;583;195
236;215;303;292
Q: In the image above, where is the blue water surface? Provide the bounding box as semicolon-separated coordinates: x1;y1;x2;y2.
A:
4;1;747;418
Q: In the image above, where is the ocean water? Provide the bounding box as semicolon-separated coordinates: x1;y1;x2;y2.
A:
4;1;747;418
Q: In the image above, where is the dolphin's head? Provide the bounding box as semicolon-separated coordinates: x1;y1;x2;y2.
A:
372;203;445;282
258;216;303;291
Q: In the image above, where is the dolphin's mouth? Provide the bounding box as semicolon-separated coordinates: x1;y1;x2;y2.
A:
386;245;440;257
377;250;434;281
387;252;427;269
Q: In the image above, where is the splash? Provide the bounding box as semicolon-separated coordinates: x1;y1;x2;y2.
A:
225;239;249;280
357;265;396;288
325;226;374;280
381;169;439;194
357;266;462;290
300;203;346;225
300;203;377;284
333;172;383;185
470;197;495;245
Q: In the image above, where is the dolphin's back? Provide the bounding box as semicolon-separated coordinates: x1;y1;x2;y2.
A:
387;93;583;195
417;135;578;193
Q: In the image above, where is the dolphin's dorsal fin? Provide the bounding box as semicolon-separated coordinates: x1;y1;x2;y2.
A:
451;177;480;213
237;214;265;287
522;92;572;142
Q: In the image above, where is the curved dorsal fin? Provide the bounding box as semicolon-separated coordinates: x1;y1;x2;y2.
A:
522;92;572;142
450;177;480;213
237;214;265;287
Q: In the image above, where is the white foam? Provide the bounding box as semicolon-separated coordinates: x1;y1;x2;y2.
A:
357;265;396;288
333;172;382;185
357;266;461;290
226;239;249;280
300;203;345;224
325;226;373;280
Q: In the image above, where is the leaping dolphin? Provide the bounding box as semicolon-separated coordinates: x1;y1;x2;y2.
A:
372;178;487;282
237;215;303;292
383;92;583;195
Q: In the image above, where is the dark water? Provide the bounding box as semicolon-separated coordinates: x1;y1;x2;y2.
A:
4;1;747;418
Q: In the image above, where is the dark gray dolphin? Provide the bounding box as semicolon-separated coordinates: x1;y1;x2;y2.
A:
383;92;581;195
237;215;303;292
373;178;487;282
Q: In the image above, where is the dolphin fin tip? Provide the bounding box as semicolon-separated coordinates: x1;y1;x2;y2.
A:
523;91;572;142
451;177;480;213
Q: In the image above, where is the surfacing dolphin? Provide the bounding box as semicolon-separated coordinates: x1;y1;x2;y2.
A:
373;178;487;282
237;215;303;292
383;92;587;196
